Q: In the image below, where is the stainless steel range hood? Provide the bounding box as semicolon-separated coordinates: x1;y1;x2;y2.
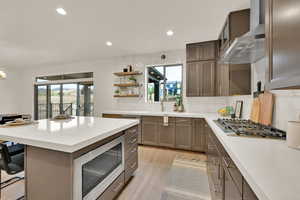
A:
220;0;265;64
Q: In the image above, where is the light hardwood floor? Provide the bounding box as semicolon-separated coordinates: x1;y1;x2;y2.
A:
1;146;206;200
117;146;207;200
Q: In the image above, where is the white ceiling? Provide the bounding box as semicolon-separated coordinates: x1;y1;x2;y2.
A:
0;0;249;68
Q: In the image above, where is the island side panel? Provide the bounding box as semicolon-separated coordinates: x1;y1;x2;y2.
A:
25;146;74;200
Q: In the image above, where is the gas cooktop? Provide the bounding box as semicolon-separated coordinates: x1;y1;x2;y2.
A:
214;118;286;139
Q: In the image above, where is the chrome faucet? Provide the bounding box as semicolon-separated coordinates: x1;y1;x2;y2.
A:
160;98;165;112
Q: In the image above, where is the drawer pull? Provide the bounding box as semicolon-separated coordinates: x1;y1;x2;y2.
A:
113;182;123;192
223;157;231;168
130;162;137;169
131;148;137;153
129;138;137;144
128;129;137;134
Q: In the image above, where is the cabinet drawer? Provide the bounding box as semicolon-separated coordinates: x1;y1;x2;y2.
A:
125;151;138;183
243;178;258;200
125;126;138;140
228;160;243;194
97;172;125;200
125;143;138;161
143;116;175;123
175;117;192;125
125;130;138;148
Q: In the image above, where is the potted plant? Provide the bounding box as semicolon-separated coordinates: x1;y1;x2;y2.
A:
128;76;137;83
114;89;120;95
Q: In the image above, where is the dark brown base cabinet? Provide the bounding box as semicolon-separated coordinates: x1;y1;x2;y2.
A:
141;116;208;152
141;117;159;146
175;118;193;150
158;122;176;148
192;119;207;152
103;114;208;152
207;126;258;200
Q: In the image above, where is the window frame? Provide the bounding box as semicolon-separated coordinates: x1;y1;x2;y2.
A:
145;63;183;103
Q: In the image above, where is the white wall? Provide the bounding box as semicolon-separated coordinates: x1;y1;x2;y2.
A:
16;50;227;117
3;49;300;131
0;67;23;114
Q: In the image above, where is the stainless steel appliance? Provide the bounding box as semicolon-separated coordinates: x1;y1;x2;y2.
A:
214;118;286;139
73;136;125;200
220;0;266;64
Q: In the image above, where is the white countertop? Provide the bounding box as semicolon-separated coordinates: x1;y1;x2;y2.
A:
206;117;300;200
103;110;210;118
0;117;139;153
103;110;300;200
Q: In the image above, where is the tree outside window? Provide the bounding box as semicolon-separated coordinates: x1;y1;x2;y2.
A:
147;64;182;102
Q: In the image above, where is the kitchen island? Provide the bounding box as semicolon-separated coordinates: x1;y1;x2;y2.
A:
0;117;139;200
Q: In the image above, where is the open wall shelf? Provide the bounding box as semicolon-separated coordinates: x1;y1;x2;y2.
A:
113;83;140;87
113;72;142;76
113;94;140;98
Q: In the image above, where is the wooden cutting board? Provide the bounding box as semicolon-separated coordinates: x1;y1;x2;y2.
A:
259;92;274;126
250;97;261;123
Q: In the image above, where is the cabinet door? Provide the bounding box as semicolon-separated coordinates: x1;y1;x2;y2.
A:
192;119;207;152
201;61;216;96
266;0;300;89
186;43;203;62
229;64;251;95
243;179;259;200
202;42;217;60
158;123;175;148
186;62;201;97
224;168;242;200
186;42;216;62
142;121;158;146
175;123;192;150
217;63;230;96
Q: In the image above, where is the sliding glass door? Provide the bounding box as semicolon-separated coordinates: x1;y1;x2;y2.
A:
34;83;94;120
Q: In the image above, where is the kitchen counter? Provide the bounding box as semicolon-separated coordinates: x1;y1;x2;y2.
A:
0;116;139;152
103;110;211;118
103;110;300;200
206;117;300;200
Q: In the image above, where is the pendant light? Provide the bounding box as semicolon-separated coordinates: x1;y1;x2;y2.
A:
0;71;7;79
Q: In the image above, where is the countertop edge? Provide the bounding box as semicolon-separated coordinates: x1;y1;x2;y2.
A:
205;118;270;200
0;120;139;153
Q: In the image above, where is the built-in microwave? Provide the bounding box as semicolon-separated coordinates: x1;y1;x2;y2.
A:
73;136;125;200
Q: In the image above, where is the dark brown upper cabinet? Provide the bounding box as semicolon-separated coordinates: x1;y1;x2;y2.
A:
186;41;217;62
186;41;217;97
186;60;216;97
218;9;250;52
216;63;251;96
216;8;251;96
266;0;300;90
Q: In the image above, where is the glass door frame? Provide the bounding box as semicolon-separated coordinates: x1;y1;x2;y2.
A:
34;82;94;120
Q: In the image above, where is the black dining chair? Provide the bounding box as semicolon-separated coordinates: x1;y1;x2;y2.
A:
0;143;25;200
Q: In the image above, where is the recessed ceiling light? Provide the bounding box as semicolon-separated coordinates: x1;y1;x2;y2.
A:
0;71;7;79
166;30;174;36
106;41;112;46
56;8;67;16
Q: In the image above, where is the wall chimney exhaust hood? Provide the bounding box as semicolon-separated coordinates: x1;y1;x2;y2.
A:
220;0;265;64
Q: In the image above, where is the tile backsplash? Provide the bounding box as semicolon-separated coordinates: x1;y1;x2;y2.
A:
227;58;300;131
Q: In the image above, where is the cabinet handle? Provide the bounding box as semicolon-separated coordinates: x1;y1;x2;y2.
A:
129;138;137;144
130;162;137;169
223;157;231;168
131;147;137;153
128;129;137;134
113;182;123;192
